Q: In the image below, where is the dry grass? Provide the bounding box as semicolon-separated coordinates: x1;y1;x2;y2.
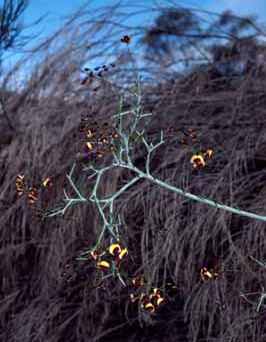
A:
1;1;266;341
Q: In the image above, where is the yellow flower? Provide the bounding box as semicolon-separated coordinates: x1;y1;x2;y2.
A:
191;154;205;169
86;142;93;151
140;293;149;304
87;130;93;138
202;149;213;159
96;261;110;270
42;178;51;187
109;244;121;256
90;250;99;260
144;302;155;313
200;267;222;282
200;267;213;282
119;248;128;260
156;297;164;306
151;288;161;297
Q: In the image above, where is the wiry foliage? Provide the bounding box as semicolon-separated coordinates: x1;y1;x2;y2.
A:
1;1;266;342
0;0;48;131
0;0;47;57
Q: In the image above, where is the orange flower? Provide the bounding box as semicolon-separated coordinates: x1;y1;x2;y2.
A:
16;174;24;196
86;142;93;151
90;251;99;260
42;178;52;187
200;267;222;282
201;149;213;159
89;247;103;260
28;187;38;204
132;276;145;288
86;130;93;139
16;174;24;184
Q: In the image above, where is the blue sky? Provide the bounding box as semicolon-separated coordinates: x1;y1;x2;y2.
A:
2;0;266;91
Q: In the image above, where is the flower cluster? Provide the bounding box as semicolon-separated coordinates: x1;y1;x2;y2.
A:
94;243;129;270
14;174;54;225
200;267;222;282
78;105;144;164
177;127;214;169
15;174;52;205
81;62;116;92
76;243;129;287
180;128;198;146
79;107;120;161
76;243;170;313
84;126;118;160
191;149;213;169
129;276;165;314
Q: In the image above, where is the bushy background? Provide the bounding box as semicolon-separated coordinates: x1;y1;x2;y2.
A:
1;1;266;341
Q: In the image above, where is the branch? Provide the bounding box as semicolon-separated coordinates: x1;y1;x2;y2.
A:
42;36;266;290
